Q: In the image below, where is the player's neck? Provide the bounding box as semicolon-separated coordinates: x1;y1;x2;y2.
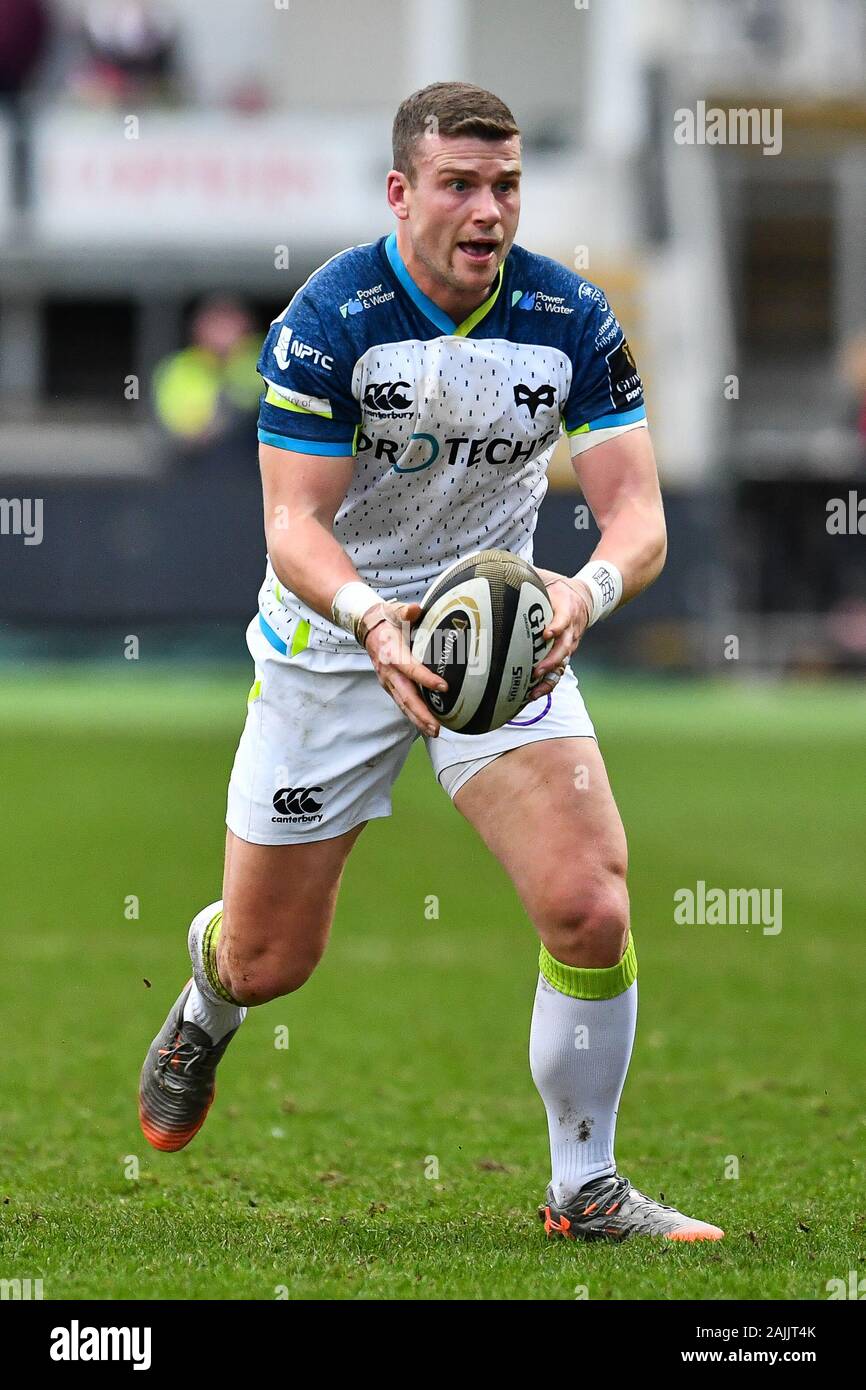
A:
394;227;496;325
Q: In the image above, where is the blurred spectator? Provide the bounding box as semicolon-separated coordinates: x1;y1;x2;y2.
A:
827;596;866;668
0;0;49;102
69;0;179;107
152;297;262;461
0;0;49;209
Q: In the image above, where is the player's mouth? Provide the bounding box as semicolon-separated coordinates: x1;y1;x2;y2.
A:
456;238;499;264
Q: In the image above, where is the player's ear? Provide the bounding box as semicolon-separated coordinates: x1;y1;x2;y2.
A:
386;170;411;219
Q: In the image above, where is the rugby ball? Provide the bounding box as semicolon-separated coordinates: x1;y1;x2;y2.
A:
412;549;554;734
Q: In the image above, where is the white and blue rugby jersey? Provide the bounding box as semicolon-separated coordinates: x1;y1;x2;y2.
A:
255;232;647;665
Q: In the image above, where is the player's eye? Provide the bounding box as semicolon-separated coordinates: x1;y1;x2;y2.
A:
449;179;467;191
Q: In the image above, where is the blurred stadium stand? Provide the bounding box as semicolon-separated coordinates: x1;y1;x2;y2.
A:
1;0;864;671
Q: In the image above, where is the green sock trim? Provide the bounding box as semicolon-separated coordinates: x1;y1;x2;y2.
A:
201;910;238;1004
538;931;637;1000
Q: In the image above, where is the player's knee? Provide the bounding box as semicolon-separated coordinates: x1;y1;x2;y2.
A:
536;870;629;966
222;941;323;1005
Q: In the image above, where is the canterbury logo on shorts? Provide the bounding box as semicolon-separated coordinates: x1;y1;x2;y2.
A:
272;787;324;820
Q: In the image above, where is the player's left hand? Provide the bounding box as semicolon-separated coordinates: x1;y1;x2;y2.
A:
525;568;593;701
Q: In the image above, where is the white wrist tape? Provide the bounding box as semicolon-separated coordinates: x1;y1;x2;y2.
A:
331;581;382;641
573;560;624;626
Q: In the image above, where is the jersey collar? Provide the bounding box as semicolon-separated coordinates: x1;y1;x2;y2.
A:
384;231;504;337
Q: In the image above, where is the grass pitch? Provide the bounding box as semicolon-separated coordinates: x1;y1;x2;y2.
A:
1;668;864;1300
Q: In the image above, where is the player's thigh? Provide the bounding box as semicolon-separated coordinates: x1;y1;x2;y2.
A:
222;621;415;986
220;822;365;985
453;736;629;956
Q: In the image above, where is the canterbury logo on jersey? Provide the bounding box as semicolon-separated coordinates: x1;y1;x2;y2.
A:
362;381;413;414
513;383;557;418
273;787;324;815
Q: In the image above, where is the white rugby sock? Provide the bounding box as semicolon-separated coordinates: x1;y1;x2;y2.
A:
530;939;637;1206
183;980;246;1043
183;901;247;1042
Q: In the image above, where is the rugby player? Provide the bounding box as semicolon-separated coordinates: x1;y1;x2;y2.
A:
139;82;723;1242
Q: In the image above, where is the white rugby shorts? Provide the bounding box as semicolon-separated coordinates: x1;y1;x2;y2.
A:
226;615;596;844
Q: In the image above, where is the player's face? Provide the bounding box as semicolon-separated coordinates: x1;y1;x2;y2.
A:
390;134;521;314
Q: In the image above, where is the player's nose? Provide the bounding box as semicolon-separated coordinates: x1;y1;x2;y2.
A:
470;187;503;228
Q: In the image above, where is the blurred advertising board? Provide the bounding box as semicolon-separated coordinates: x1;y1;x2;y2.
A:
30;111;392;249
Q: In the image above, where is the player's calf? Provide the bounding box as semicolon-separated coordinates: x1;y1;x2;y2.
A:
217;826;363;1005
217;937;325;1006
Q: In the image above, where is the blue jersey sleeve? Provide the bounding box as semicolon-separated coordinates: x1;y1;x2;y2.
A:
257;291;361;457
562;284;646;450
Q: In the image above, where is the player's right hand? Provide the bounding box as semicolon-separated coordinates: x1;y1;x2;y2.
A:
361;601;447;737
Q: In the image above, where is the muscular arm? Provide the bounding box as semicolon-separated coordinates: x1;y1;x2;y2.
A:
259;442;359;619
570;425;667;602
258;441;445;734
531;426;666;686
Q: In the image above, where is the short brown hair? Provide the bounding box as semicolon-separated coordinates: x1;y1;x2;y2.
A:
392;82;520;185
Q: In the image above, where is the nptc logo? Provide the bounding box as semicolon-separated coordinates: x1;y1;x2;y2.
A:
273;787;323;815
